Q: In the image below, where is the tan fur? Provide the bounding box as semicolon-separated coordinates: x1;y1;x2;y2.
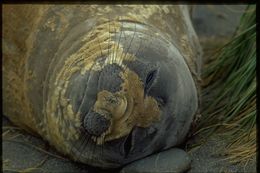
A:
93;68;161;144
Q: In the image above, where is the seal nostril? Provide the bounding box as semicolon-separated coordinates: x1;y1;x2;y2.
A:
124;130;133;157
83;111;111;137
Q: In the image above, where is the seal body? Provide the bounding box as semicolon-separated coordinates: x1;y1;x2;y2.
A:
3;5;201;168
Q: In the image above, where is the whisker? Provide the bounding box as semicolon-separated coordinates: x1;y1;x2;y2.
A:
103;135;105;157
126;22;137;57
72;126;89;162
98;138;102;164
92;137;97;165
132;33;143;60
122;21;127;41
75;22;98;115
121;22;137;63
88;133;94;164
76;134;86;162
137;24;157;60
121;22;137;72
107;16;111;67
98;136;103;163
85;134;93;163
111;21;117;65
96;29;104;59
115;17;123;65
80;131;91;155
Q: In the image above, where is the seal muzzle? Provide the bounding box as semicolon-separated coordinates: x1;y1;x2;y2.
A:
83;111;111;136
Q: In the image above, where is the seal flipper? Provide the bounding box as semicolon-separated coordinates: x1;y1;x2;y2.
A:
120;148;191;173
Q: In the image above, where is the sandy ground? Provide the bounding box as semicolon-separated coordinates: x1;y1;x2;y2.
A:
2;5;256;173
187;134;256;173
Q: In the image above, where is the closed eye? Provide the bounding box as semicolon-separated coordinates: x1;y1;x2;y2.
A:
144;70;157;94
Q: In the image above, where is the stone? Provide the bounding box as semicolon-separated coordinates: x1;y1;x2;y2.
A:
120;148;191;173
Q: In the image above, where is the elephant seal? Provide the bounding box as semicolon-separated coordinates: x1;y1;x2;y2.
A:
3;5;201;170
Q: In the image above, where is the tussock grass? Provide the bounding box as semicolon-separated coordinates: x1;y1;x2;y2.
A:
196;4;256;163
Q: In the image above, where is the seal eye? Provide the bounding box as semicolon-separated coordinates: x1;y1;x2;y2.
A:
144;70;157;94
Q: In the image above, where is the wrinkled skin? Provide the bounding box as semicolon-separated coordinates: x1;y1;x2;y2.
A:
3;5;201;170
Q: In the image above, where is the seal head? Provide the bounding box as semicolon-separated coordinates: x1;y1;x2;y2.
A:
45;19;198;168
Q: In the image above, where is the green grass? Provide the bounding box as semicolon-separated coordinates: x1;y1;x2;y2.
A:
196;4;256;163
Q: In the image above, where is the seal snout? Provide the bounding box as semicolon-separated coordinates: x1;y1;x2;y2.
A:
83;111;111;137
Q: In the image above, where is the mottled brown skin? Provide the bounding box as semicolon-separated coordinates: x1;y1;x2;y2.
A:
3;5;201;169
